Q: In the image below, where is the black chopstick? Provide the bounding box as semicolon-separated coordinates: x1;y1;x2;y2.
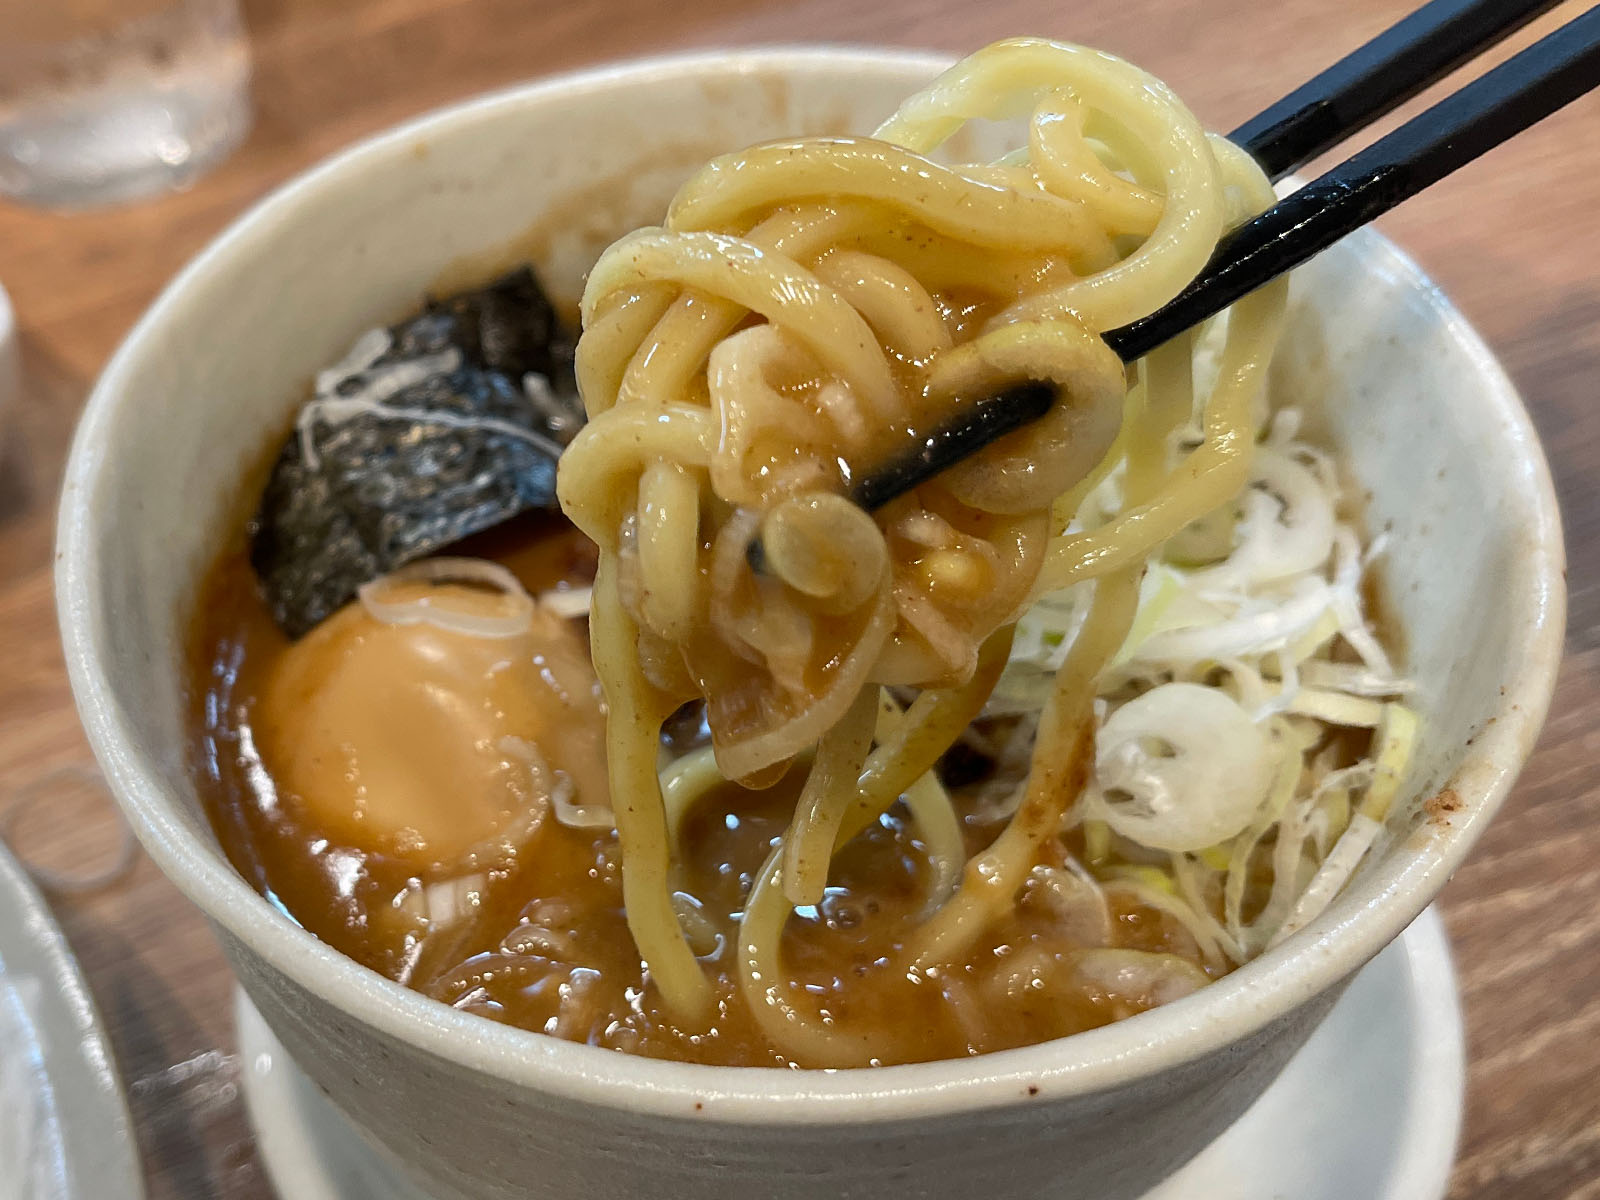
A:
1235;0;1564;180
843;5;1598;516
847;383;1054;513
1107;3;1599;363
746;381;1055;567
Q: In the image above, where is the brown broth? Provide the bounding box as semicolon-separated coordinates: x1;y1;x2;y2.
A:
188;513;1212;1068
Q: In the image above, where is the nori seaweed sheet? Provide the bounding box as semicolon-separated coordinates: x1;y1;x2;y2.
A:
250;267;583;638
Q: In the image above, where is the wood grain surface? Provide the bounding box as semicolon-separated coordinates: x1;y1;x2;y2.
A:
0;1;1594;1196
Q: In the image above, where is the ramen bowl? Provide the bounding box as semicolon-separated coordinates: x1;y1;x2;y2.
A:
56;48;1563;1200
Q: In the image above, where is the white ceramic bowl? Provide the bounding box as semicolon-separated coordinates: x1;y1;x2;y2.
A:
57;49;1564;1200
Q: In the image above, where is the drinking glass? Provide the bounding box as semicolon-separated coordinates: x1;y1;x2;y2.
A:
0;0;252;209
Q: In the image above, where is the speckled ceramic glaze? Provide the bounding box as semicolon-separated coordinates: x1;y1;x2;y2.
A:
57;50;1564;1200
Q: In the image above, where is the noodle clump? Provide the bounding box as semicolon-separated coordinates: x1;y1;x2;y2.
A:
556;38;1405;1062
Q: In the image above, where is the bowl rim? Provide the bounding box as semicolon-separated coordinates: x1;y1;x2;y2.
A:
56;45;1566;1123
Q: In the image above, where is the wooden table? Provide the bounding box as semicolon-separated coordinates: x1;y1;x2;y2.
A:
0;0;1594;1195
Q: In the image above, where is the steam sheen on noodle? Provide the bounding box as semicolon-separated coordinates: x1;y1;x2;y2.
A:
556;39;1299;1047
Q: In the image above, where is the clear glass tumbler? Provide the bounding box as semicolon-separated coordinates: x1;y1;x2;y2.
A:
0;0;252;209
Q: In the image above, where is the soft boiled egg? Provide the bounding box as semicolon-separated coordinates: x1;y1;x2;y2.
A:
254;562;608;866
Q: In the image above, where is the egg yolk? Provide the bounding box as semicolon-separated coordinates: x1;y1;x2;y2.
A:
255;581;608;865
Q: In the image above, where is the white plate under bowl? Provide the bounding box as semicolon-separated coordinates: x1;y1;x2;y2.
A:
237;907;1464;1200
0;842;143;1199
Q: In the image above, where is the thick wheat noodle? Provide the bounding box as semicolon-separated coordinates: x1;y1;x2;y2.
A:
669;139;1109;252
733;630;1014;1064
576;285;676;415
635;461;701;641
903;342;1199;970
1028;90;1164;236
899;320;1193;969
812;250;953;364
584;230;902;417
605;205;887;411
555;36;1286;1029
586;554;714;1018
782;686;883;905
908;565;1140;969
1034;144;1285;596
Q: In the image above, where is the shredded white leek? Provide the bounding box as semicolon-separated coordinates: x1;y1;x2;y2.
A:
1271;702;1418;946
538;585;594;620
996;408;1416;958
1090;682;1273;852
359;557;536;639
500;735;615;831
297;324;565;469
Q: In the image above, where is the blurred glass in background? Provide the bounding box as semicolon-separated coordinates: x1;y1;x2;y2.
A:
0;0;252;209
